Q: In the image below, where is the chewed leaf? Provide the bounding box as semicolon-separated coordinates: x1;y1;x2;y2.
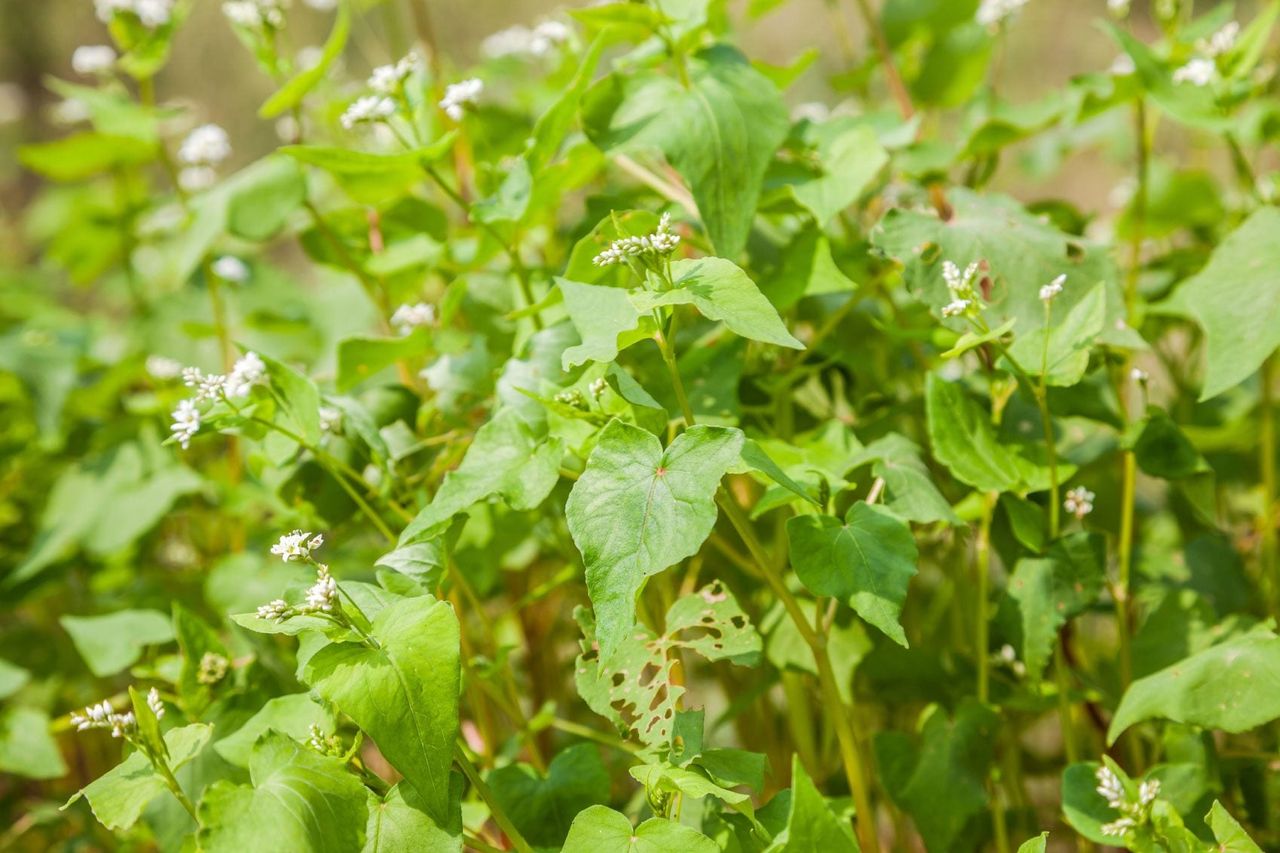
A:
666;580;762;665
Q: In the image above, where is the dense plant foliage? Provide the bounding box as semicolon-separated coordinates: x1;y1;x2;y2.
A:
4;0;1280;849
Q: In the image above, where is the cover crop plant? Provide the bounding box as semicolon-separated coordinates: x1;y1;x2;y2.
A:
2;0;1280;850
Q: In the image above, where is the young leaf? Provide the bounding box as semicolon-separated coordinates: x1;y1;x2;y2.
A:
259;1;351;118
581;45;789;259
787;502;918;646
64;724;211;831
633;258;804;350
562;804;719;853
566;420;744;660
765;756;858;852
1006;533;1106;681
213;694;336;768
1206;800;1263;853
197;732;369;853
1017;832;1049;853
784;120;888;226
558;278;649;369
1004;282;1106;387
847;434;960;525
364;778;464;853
304;596;460;822
1108;631;1280;744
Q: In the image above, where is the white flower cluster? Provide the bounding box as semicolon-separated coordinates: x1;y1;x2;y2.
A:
1130;367;1149;383
1064;485;1095;520
169;352;267;449
593;213;681;267
304;564;338;612
555;388;586;409
146;355;183;380
1096;765;1160;837
71;699;136;738
391;302;435;334
369;52;420;95
222;0;287;30
72;45;117;76
256;550;340;624
340;95;396;130
270;529;324;562
146;686;166;720
976;0;1029;28
178;124;232;192
1173;21;1238;87
589;377;607;399
480;20;572;60
307;722;344;755
1107;0;1130;16
95;0;174;28
440;78;483;121
940;260;983;319
319;405;342;433
1039;273;1066;302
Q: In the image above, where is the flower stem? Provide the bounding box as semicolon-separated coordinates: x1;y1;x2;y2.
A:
850;0;915;121
454;743;533;853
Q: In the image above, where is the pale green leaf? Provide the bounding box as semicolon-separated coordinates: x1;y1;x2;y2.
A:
1207;800;1263;852
0;707;67;780
61;609;174;677
764;756;858;852
1006;533;1106;680
562;805;719;853
558;278;649;370
214;694;336;768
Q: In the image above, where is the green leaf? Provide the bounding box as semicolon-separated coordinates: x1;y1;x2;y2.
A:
872;189;1126;346
1207;801;1263;853
0;658;29;700
633;258;803;349
259;1;350;118
785;120;888;226
61;609;174;677
65;724;211;831
847;434;959;525
875;700;998;853
487;743;609;848
558;278;650;370
1004;282;1106;387
1016;832;1049;853
304;596;460;822
0;708;67;780
562;804;719;853
764;230;858;310
1108;631;1280;744
213;694;336;768
582;45;789;258
226;155;307;241
197;732;368;853
259;351;323;447
787;502;918;646
1061;760;1126;843
398;409;563;543
941;317;1016;360
1166;207;1280;400
337;331;430;392
629;762;749;805
765;756;858;852
173;603;228;712
364;779;463;853
925;374;1058;493
566;420;744;660
1006;533;1106;680
19;133;156;182
1131;407;1208;480
283;141;453;205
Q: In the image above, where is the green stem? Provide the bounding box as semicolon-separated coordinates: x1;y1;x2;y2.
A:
454;744;534;853
547;717;644;756
656;308;695;427
1263;354;1277;620
976;492;994;703
1053;641;1080;765
850;0;915;120
152;753;198;821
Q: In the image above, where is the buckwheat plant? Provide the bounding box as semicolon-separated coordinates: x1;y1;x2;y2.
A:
6;0;1280;850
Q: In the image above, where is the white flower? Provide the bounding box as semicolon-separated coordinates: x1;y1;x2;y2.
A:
1138;778;1160;805
593;213;681;266
1107;0;1130;16
72;45;117;76
271;529;324;562
51;97;89;125
256;599;292;622
1200;22;1239;58
1039;273;1066;302
96;0;174;28
1065;486;1096;520
212;255;250;282
1109;54;1136;76
390;302;435;334
94;0;131;22
224;351;267;398
481;20;571;59
589;377;608;399
1095;765;1126;809
976;0;1029;28
1130;367;1149;383
303;0;336;8
303;565;338;612
223;0;286;29
146;355;183;380
1101;817;1135;837
943;260;981;297
439;78;483;121
170;399;201;449
941;299;972;318
340;95;396;130
792;102;830;123
368;52;419;94
179;124;232;167
1173;57;1216;86
179;166;218;192
182;366;228;402
146;687;165;720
